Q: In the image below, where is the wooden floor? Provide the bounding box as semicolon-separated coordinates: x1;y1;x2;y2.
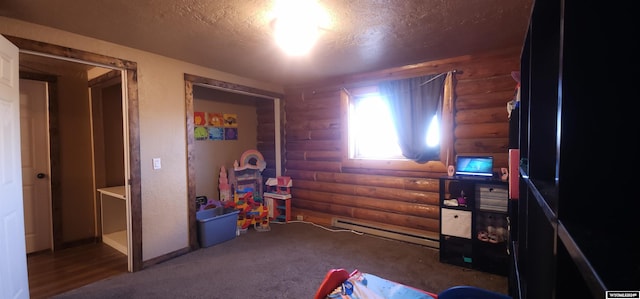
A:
27;242;128;299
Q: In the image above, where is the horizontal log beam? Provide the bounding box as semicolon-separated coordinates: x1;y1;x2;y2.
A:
456;90;515;111
284;118;341;131
287;129;341;141
286;108;338;122
456;75;515;97
286;150;342;162
456;107;509;125
340;168;446;179
292;189;439;219
454;137;509;153
286;97;341;111
286;140;341;151
292;199;439;233
292;179;439;206
286;160;342;172
455;123;509;139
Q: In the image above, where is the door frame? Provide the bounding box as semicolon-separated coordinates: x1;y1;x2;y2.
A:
183;73;284;249
7;35;143;272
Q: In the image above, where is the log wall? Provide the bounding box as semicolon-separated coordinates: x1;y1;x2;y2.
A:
256;99;278;180
278;47;521;237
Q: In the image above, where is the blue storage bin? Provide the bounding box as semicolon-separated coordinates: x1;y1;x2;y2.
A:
196;208;240;248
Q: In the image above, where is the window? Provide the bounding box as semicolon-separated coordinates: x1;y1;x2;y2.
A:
341;84;453;171
349;93;403;159
349;92;440;160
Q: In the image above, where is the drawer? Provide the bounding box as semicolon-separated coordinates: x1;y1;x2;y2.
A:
477;185;508;199
441;208;472;239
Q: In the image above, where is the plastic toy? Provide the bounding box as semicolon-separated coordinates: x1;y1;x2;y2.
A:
219;166;232;202
229;187;270;232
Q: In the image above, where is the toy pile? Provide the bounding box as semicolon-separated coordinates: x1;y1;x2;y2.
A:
223;187;270;233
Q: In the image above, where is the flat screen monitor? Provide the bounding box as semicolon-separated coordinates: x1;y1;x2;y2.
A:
455;156;494;177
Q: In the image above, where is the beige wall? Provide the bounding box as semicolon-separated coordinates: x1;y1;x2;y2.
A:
193;87;258;202
100;83;125;187
55;65;96;242
1;16;283;261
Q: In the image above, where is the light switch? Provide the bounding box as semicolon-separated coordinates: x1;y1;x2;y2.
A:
153;158;161;170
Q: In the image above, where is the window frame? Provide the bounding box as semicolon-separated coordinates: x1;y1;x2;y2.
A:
340;85;453;172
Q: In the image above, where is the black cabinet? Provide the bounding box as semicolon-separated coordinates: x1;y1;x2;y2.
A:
511;1;639;298
439;176;509;276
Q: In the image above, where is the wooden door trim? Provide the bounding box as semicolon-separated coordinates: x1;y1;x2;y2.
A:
9;35;143;272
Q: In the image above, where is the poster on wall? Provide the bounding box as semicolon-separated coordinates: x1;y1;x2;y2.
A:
194;126;208;140
194;111;206;126
208;113;224;127
194;111;239;141
208;127;224;140
225;128;238;140
223;113;238;127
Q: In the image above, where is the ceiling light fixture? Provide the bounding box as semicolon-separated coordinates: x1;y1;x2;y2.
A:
271;0;330;56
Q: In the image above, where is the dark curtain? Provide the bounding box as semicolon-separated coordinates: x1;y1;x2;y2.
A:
378;74;446;163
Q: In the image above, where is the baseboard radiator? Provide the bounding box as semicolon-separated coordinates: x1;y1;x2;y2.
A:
331;217;439;249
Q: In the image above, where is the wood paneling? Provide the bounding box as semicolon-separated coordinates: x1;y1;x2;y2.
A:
256;99;278;178
283;47;520;237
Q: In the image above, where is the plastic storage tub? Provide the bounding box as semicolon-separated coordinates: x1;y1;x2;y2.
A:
196;207;240;248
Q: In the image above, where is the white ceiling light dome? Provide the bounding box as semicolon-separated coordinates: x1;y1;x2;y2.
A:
271;0;331;56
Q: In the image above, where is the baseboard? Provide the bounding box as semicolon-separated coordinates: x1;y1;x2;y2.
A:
291;208;440;249
142;246;191;269
60;237;100;250
332;217;440;249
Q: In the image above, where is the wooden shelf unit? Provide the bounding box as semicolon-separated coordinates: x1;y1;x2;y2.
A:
97;186;128;255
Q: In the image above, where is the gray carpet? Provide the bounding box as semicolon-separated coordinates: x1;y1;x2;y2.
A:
53;221;507;299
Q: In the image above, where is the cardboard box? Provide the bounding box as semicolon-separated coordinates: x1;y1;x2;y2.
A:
196;208;240;248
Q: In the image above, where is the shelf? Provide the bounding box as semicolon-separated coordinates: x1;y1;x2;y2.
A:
102;230;127;255
439;235;473;268
512;1;639;296
439;176;509;275
263;192;291;199
264;192;291;222
556;221;605;295
522;177;557;226
97;185;126;200
98;185;128;257
441;205;471;211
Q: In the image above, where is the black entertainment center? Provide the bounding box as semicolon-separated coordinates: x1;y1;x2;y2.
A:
510;1;638;298
439;175;510;276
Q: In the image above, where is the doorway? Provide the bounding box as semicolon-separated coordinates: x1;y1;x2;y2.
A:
183;74;284;249
9;35;143;272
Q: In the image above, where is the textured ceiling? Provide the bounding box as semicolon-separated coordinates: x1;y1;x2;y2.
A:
1;0;532;86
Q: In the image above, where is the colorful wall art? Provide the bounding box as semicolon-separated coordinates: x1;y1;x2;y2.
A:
194;111;239;141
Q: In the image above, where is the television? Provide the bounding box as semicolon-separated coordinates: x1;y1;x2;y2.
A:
455;155;494;177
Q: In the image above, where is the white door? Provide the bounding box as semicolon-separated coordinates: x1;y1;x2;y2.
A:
20;79;52;253
0;35;31;298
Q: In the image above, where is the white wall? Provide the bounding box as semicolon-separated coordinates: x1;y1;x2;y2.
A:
1;16;283;261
